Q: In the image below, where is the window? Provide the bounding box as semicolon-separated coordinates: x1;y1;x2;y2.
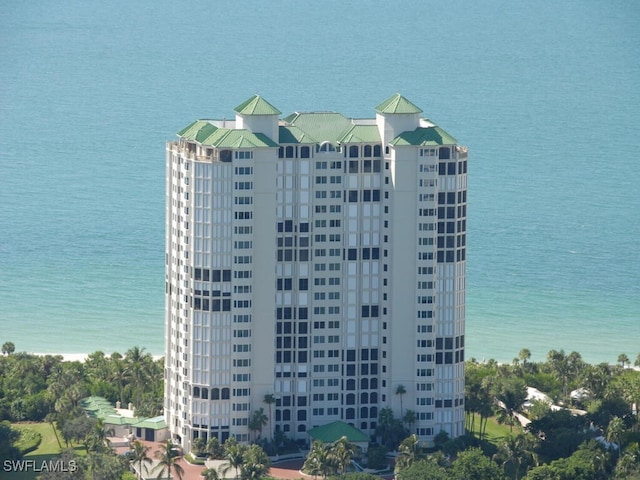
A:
318;142;335;153
220;150;232;162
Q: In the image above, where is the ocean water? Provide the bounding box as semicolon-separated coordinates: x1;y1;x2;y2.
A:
1;0;638;363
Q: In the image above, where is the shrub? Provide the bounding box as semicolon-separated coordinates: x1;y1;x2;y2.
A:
15;428;42;455
366;445;389;470
185;452;206;465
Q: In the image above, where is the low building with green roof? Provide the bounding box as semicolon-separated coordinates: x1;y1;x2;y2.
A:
80;396;169;443
307;421;370;452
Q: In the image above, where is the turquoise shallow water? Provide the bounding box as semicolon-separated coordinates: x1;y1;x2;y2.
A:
0;0;638;363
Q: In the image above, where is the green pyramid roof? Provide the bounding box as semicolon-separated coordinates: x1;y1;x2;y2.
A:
375;93;423;114
307;421;369;443
234;95;281;115
177;120;210;139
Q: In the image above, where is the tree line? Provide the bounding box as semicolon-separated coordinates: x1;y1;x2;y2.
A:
3;342;640;479
0;344;163;423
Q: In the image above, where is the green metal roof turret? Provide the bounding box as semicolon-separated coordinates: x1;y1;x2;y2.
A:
375;93;423;114
234;95;281;115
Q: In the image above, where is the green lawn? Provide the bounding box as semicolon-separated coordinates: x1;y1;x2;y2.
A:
9;422;69;480
13;422;63;455
467;414;521;444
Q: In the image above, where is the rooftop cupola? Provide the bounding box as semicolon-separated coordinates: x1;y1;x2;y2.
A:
375;93;422;146
234;95;281;143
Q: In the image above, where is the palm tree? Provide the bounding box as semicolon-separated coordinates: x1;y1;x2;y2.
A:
125;346;154;409
47;363;87;415
45;412;63;449
87;419;115;453
303;440;335;479
605;416;625;458
201;468;220;480
618;353;630;369
375;407;406;449
248;408;268;441
240;444;271;480
130;440;152;479
519;348;531;365
395;384;407;416
330;436;357;475
220;441;246;480
493;376;527;432
546;349;583;400
395;434;421;472
403;409;416;433
109;354;130;406
153;440;184;480
263;394;276;440
476;394;492;441
493;433;538;480
580;363;611;399
496;408;519;432
207;437;224;459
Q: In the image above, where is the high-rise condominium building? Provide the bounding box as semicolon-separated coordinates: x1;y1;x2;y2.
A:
164;94;468;452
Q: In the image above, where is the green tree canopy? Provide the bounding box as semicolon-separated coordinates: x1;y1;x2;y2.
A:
449;447;506;480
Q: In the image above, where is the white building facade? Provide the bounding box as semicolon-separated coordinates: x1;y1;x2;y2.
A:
164;94;468;451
